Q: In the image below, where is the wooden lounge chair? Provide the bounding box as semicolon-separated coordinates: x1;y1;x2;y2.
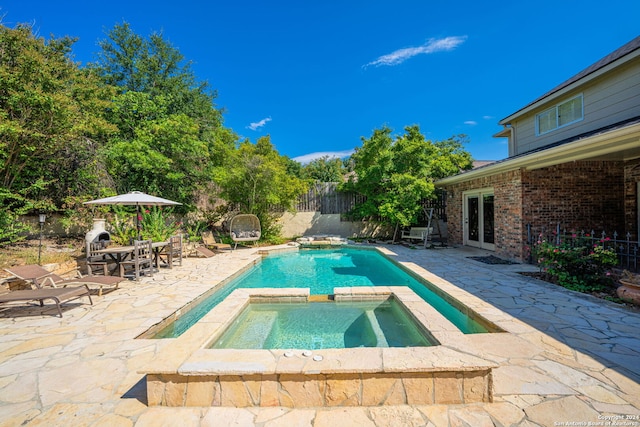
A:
194;245;216;258
202;231;232;252
4;264;124;297
0;285;93;317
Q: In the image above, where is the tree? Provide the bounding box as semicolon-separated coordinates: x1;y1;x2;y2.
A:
91;23;234;210
0;22;115;209
342;125;472;240
216;136;308;240
91;22;222;127
301;156;345;182
103;93;204;199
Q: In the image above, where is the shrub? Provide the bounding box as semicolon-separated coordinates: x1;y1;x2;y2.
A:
183;218;208;243
139;207;180;242
108;206;180;244
0;207;30;246
108;208;138;245
534;235;618;293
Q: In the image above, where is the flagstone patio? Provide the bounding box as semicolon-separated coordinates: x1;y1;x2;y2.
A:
0;244;638;426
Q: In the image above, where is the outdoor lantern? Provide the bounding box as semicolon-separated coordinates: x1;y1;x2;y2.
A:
38;214;46;265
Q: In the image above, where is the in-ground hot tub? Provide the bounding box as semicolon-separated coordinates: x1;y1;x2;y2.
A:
210;298;437;350
141;287;497;407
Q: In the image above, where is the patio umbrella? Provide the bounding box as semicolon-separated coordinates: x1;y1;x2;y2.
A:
84;191;181;239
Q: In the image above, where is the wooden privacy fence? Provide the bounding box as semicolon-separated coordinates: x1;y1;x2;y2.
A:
271;183;365;215
296;183;366;214
273;183;447;221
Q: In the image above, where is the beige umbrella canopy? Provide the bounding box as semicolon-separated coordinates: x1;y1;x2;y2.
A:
84;191;181;239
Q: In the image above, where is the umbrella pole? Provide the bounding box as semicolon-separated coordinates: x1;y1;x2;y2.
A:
136;204;141;241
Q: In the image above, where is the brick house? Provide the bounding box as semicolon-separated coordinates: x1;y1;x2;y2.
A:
436;36;640;262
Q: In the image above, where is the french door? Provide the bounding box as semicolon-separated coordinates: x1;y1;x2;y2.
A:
463;189;495;250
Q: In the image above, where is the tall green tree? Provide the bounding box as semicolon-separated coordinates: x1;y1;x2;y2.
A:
91;22;222;127
342;125;472;239
91;23;235;209
216;136;308;240
0;23;115;208
103;92;212;206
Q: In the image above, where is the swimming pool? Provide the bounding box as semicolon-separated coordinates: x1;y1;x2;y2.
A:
150;247;496;338
210;298;437;349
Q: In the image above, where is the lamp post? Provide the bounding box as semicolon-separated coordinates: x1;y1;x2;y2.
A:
38;214;46;265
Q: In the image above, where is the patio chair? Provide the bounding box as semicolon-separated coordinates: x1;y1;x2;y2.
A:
202;231;232;252
0;285;92;317
4;264;125;297
119;240;153;280
157;234;183;268
86;240;114;276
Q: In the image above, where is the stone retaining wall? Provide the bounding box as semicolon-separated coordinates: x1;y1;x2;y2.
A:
147;369;492;407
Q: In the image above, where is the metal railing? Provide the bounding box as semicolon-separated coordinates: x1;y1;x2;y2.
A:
527;223;639;272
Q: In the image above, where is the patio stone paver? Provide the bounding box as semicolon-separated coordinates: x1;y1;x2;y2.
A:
0;243;639;426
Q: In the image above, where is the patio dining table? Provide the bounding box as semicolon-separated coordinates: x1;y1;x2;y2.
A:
95;241;169;276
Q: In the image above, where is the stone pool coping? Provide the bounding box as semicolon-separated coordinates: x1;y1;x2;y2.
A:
140;286;499;407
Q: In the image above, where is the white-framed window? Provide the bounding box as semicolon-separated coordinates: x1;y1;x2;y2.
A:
536;94;584;135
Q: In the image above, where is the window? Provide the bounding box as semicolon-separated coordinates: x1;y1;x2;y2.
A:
536;94;583;135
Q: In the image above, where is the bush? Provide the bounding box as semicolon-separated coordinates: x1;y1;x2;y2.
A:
108;206;180;244
534;235;618;293
183;218;208;243
0;207;30;246
139;207;181;242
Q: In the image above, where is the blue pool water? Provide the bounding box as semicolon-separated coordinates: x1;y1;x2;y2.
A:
152;247;492;338
210;299;437;349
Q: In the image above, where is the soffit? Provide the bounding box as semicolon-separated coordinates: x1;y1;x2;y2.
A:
436;122;640;185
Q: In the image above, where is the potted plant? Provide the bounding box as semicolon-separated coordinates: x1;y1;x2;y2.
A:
619;270;640;289
617;270;640;305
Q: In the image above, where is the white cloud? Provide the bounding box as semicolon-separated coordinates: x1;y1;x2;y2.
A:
247;117;272;131
464;120;478;126
364;36;467;68
292;150;355;164
483;115;494;120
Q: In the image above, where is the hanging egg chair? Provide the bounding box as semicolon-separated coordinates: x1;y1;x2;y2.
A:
229;214;261;249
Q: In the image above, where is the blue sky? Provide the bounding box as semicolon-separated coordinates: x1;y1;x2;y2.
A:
2;1;639;162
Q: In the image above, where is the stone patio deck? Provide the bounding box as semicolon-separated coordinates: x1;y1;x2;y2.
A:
0;244;639;426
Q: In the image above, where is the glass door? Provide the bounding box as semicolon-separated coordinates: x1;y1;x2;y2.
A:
467;196;479;244
464;190;495;250
482;194;495;246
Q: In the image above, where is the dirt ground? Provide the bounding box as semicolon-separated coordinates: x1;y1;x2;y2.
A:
0;238;84;275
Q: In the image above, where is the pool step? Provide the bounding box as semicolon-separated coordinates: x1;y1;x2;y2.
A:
308;294;334;302
365;309;389;348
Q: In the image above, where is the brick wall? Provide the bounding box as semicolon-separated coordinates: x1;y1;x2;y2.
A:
442;169;525;261
522;161;625;234
441;160;629;262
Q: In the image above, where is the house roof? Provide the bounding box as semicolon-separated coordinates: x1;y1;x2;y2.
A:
471;160;496;169
500;36;640;124
437;117;640;185
437;36;640;187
